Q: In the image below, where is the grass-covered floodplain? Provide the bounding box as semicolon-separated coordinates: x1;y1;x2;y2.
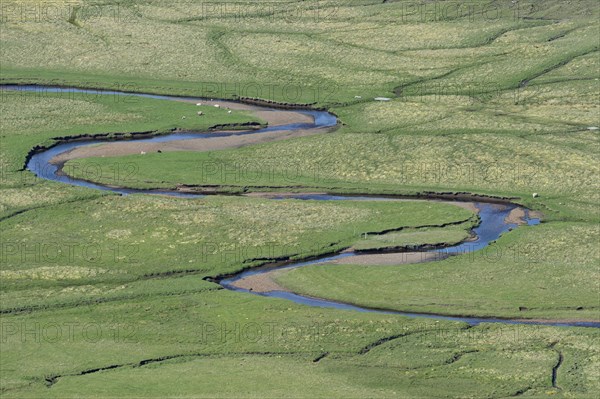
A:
276;221;600;321
1;195;475;312
1;0;599;397
0;89;261;219
3;289;599;398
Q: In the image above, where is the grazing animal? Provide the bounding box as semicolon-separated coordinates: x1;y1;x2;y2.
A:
182;116;186;119
228;110;232;114
532;193;539;198
354;95;362;99
157;150;162;153
196;103;202;106
214;104;220;108
197;111;203;116
140;151;146;155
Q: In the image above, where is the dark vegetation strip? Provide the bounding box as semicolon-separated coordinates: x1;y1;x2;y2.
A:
445;349;479;365
360;216;477;237
357;326;470;354
207;243;347;283
42;344;485;389
0;286;221;315
547;26;583;42
511;386;533;397
394;61;489;97
519;47;600;88
44;351;317;387
549;341;564;390
312;352;329;363
395;42;598;100
347;349;482;373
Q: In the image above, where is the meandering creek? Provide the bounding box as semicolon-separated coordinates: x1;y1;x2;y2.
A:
11;85;598;328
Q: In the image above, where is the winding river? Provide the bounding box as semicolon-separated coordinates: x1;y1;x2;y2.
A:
9;85;598;328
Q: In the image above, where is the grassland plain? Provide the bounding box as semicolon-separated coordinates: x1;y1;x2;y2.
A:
0;89;262;220
1;0;599;397
276;221;600;321
1;194;475;311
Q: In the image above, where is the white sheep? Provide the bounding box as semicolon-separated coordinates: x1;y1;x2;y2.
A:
227;110;232;114
214;104;220;108
197;111;204;116
140;151;146;155
196;102;202;106
532;193;539;198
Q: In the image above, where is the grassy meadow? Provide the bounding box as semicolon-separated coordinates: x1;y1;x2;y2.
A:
1;0;599;397
1;195;475;312
0;90;261;220
276;221;600;321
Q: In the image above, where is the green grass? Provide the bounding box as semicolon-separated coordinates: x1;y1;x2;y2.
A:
0;194;474;312
0;89;261;175
352;223;473;251
276;221;600;321
0;90;261;219
2;287;599;398
1;0;599;397
65;125;600;222
1;1;598;104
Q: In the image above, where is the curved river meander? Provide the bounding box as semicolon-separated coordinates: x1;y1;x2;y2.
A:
9;85;598;328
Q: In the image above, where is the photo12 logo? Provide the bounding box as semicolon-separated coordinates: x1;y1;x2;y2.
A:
397;1;545;23
0;1;141;24
1;322;137;344
197;159;334;186
0;83;141;103
1;241;139;265
193;81;338;104
199;1;339;23
61;161;140;185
